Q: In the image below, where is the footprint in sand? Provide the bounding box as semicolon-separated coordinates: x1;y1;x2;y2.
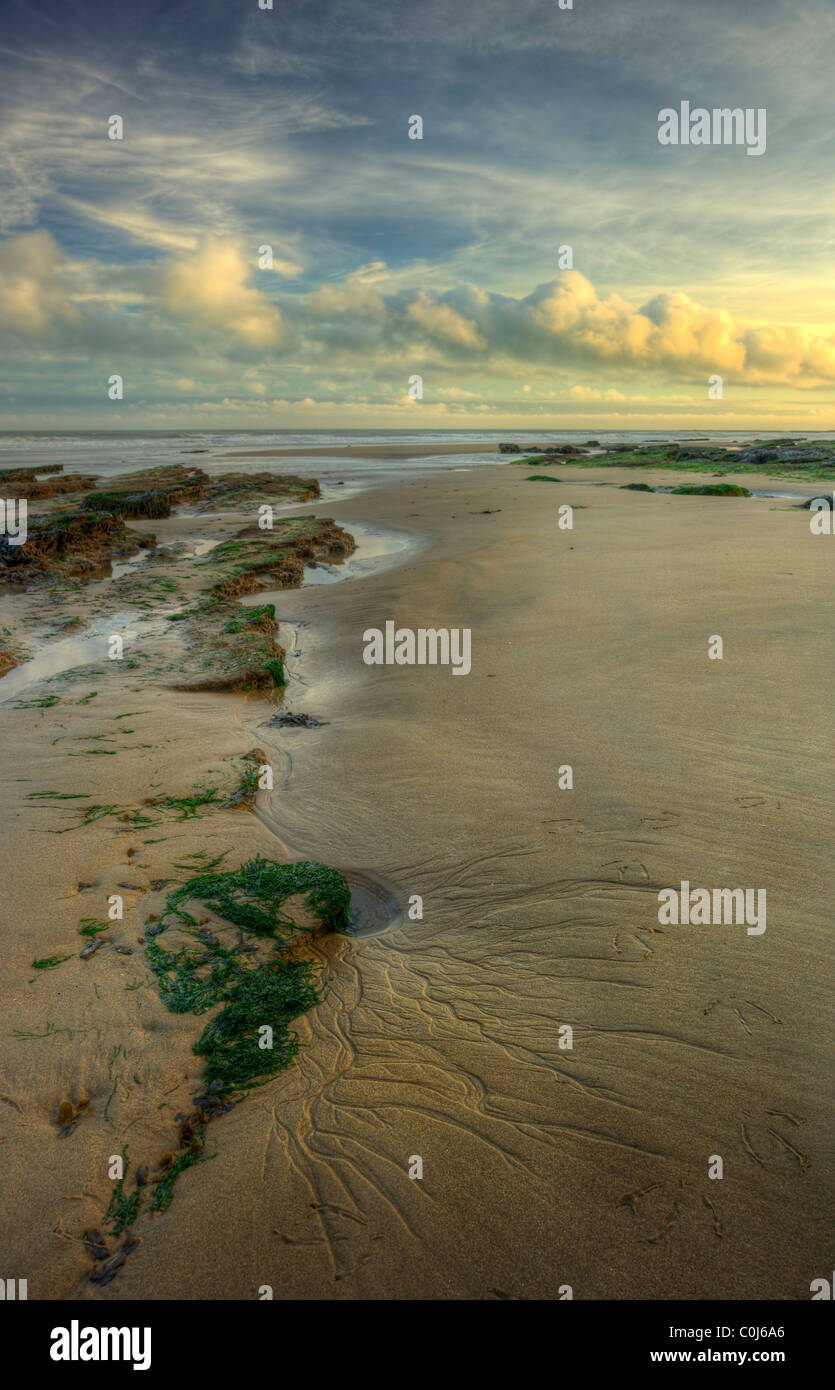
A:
615;1180;725;1244
600;860;651;882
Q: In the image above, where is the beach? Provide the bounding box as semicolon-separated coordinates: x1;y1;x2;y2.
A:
0;448;831;1300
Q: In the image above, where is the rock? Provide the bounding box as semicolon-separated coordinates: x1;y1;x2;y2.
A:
56;1100;75;1127
270;711;326;728
79;938;108;959
89;1237;139;1286
83;1228;109;1261
0;652;19;679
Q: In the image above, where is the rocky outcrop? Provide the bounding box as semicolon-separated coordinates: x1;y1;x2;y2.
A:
0;510;155;584
499;442;590;455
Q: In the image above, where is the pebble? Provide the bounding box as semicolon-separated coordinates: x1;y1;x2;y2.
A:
80;938;107;959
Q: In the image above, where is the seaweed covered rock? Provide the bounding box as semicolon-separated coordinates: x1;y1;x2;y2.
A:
0;510;155;584
207;517;355;600
82;489;179;520
0;468;99;499
669;483;751;496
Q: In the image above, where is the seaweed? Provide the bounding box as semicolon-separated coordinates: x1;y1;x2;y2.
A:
261;657;286;687
135;856;349;1211
31;954;72;971
14;695;60;709
669;483;752;496
78;918;110;939
105;1148;143;1235
147;858;348;1080
193;959;319;1094
149;1134;214;1213
164;855;351;938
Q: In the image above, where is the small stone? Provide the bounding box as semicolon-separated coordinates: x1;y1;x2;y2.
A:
80;938;107;959
83;1228;109;1261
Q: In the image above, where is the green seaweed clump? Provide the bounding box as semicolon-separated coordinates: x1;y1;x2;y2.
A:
164;855;351;937
193;960;319;1094
136;856;351;1215
146;858;349;1089
669;483;752;497
261;657;286;687
31;954;71;971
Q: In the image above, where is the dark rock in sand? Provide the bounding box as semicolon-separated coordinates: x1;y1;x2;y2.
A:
80;938;108;959
83;1228;109;1261
270;711;327;728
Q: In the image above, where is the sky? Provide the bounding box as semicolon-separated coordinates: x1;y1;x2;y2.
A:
1;0;834;431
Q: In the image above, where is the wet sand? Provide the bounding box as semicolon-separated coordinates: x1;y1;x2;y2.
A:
221;442;501;459
0;461;831;1300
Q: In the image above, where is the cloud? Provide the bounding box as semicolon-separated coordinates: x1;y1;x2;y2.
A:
5;224;835;400
155;237;283;346
405;293;486;348
0;229;80;336
298;270;835;387
308;281;387;320
569;386;627;402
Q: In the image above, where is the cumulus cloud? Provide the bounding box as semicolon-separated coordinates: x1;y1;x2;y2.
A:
405;293;486;349
0;229;80;337
308;281;387;319
299;270;835;387
6;226;835;397
155;237;283;346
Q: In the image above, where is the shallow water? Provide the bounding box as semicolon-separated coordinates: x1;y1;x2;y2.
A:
0;609;175;702
301;520;413;585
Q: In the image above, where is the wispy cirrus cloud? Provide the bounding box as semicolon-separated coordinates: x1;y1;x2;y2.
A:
1;0;834;425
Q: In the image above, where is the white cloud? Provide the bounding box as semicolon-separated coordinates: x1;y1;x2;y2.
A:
155;237;283;347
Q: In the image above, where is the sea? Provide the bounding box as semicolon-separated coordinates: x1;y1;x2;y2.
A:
0;429;825;486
